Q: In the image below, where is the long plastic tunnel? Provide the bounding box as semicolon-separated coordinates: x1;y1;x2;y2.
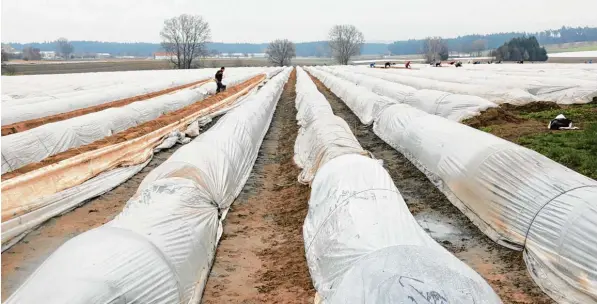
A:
294;67;501;303
5;67;292;304
1;70;269;174
373;103;597;304
306;66;497;122
308;66;597;303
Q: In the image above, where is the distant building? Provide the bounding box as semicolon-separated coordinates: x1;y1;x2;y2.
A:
96;53;111;59
154;52;175;60
40;51;57;59
217;52;266;58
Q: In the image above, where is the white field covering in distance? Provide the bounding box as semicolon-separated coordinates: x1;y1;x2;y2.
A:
548;50;597;58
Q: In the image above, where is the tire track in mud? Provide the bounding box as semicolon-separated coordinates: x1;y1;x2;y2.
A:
307;72;554;304
1;116;224;301
202;69;315;303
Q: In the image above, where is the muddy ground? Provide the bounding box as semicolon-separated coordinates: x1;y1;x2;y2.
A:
202;70;315;303
1;144;182;301
308;73;555;304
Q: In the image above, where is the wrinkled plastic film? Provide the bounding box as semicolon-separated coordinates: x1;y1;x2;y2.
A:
372;103;597;304
1;70;270;174
6;67;292;304
296;68;501;303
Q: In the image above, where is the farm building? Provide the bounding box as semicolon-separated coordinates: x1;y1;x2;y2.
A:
40;51;56;59
154;52;175;60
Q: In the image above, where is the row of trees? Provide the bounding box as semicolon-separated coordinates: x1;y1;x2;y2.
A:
491;36;548;61
422;37;449;63
388;26;597;55
2;38;74;61
160;15;366;68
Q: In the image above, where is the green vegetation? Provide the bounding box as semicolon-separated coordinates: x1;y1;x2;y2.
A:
479;126;494;133
518;103;597;179
492;36;548;61
520;104;597;122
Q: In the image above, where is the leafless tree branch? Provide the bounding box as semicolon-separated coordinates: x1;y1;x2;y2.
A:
328;25;364;65
160;15;211;69
422;37;449;63
55;38;74;60
265;39;296;67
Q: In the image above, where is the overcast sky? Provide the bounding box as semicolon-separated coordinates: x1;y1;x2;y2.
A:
2;0;597;43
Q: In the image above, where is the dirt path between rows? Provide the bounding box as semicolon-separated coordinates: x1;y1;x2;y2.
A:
202;69;314;303
308;73;554;304
1;144;182;301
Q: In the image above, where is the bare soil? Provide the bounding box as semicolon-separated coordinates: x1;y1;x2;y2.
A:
2;75;263;181
1;78;211;136
0;144;183;301
307;73;555;304
202;69;315;303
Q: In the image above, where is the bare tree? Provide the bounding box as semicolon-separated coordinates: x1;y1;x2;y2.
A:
328;25;364;65
55;38;74;60
1;49;8;63
160;14;211;69
22;47;41;61
471;39;487;56
265;39;296;66
423;37;449;63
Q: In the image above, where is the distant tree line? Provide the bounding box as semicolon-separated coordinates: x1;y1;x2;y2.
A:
5;26;596;57
389;26;597;55
491;36;548;61
5;41;387;57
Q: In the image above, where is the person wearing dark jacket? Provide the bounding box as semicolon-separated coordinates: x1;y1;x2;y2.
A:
215;67;226;93
548;114;577;130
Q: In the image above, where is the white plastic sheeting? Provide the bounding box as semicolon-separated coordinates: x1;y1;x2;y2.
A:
304;154;502;304
1;70;266;174
383;65;597;104
294;67;367;183
350;66;539;105
139;67;291;211
1;159;149;251
295;68;500;303
6;67;292;304
2;69;214;125
1;69;213;101
373;103;597;304
1;67;261;105
6;177;221;304
315;66;497;121
304;67;396;125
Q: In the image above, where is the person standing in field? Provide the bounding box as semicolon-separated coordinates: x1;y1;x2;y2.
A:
215;67;226;93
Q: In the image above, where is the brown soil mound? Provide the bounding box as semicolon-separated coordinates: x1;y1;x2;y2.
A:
501;101;561;114
463;107;525;128
2;75;263;181
1;78;211;136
